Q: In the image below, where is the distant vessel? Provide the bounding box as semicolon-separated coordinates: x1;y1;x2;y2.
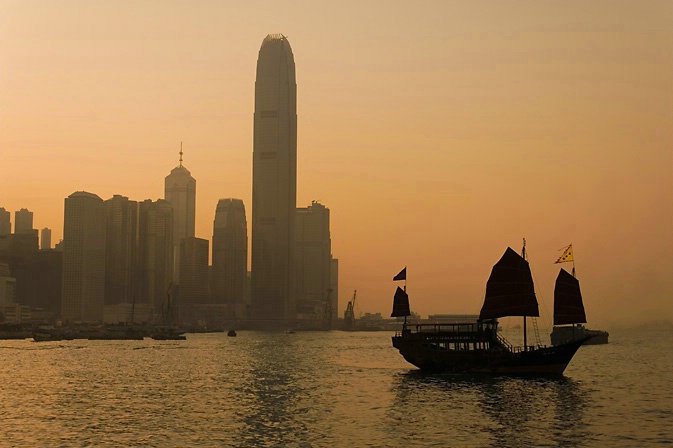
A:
391;241;588;374
227;329;237;337
550;244;609;346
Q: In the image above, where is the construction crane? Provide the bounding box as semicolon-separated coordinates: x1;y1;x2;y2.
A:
343;290;357;331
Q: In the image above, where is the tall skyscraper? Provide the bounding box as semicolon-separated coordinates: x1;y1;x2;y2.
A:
179;237;209;321
40;228;52;250
14;208;33;235
212;199;248;306
164;144;196;283
104;195;138;305
61;192;106;322
138;199;174;313
295;201;332;324
251;34;297;324
0;207;10;236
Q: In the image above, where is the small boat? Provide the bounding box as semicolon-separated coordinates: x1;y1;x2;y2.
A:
550;245;608;345
227;329;237;337
391;241;588;375
284;329;296;334
150;327;186;340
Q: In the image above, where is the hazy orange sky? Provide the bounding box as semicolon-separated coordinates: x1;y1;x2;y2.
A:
1;1;671;328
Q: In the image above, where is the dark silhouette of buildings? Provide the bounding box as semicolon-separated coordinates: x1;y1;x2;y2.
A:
178;237;209;322
104;195;138;306
14;208;34;235
212;199;248;307
251;34;297;326
0;208;10;236
138;199;174;314
40;228;51;250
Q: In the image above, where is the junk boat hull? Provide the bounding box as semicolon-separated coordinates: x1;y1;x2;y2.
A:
392;323;587;375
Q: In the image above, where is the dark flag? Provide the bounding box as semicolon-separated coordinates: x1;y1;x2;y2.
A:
393;267;406;281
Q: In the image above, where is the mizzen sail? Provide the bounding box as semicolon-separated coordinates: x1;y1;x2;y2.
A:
391;287;411;317
553;268;587;325
479;247;539;320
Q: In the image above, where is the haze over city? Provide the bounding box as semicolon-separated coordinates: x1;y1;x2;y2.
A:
1;1;671;327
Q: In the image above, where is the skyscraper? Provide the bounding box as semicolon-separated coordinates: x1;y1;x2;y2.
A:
62;191;106;322
14;208;33;235
212;199;248;306
179;236;209;321
251;34;297;324
40;228;52;250
104;195;138;305
164;145;196;282
138;199;173;313
0;207;10;236
295;201;332;325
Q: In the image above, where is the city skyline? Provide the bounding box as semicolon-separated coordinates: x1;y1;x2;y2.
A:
1;2;671;325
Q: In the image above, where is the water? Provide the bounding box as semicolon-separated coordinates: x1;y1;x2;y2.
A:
1;328;671;447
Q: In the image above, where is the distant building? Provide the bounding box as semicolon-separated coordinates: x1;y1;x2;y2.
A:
40;228;52;250
295;201;332;323
330;257;339;325
104;195;138;306
62;191;106;323
251;34;297;324
14;208;33;235
178;237;209;322
138;199;173;313
19;249;62;318
212;199;247;308
0;262;16;309
164;146;196;283
0;207;10;236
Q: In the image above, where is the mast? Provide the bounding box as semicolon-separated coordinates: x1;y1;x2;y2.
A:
522;238;527;351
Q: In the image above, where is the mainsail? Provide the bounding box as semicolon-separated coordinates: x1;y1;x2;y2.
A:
479;247;539;320
391;287;411;317
553;268;587;325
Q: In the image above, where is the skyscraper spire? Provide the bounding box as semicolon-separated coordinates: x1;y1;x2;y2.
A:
179;142;183;167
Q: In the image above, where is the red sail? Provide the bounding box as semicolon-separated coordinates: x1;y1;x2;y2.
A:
553;268;587;325
479;247;539;320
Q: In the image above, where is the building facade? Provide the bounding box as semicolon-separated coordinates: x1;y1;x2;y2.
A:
295;201;332;324
40;228;52;250
0;208;10;236
104;195;138;306
178;237;209;322
14;208;34;235
164;149;196;283
212;199;248;307
251;34;297;324
138;199;174;314
62;191;106;322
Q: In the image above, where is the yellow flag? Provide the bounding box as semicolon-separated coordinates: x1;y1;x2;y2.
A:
555;244;573;264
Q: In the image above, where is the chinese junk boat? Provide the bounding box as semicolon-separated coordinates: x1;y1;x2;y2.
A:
550;245;608;345
391;242;588;375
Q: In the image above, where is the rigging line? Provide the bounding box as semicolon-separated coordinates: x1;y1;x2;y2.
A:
526;247;553;336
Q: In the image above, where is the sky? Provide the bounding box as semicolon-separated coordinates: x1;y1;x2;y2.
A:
1;0;671;329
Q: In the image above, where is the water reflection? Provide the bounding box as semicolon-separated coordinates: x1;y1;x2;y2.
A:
390;372;589;447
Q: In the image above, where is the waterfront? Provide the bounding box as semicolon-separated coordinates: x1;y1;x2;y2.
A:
1;327;671;447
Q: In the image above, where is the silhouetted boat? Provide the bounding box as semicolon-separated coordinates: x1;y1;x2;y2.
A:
550;245;609;346
391;242;588;375
88;325;144;340
150;327;186;340
227;329;237;337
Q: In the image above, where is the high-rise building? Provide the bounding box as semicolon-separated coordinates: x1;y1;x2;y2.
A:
295;201;332;324
164;145;196;283
14;208;33;235
138;199;173;313
0;208;10;236
62;191;106;322
251;34;297;324
330;257;339;325
104;195;138;306
40;228;52;250
179;237;209;322
212;199;248;306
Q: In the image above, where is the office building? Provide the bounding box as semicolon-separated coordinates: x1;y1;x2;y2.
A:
40;228;51;250
61;191;106;322
251;34;297;324
14;208;33;235
138;199;173;313
0;208;10;236
104;195;138;306
212;199;247;306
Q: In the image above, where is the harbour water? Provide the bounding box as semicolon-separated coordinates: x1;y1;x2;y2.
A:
1;327;671;447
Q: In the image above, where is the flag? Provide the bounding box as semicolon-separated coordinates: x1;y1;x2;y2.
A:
393;267;406;281
555;244;574;264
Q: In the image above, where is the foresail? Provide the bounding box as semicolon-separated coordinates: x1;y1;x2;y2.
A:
553;268;587;325
391;287;411;317
479;247;540;320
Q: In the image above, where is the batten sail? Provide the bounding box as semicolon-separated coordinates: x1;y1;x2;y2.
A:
479;247;539;320
553;268;587;325
391;287;411;317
